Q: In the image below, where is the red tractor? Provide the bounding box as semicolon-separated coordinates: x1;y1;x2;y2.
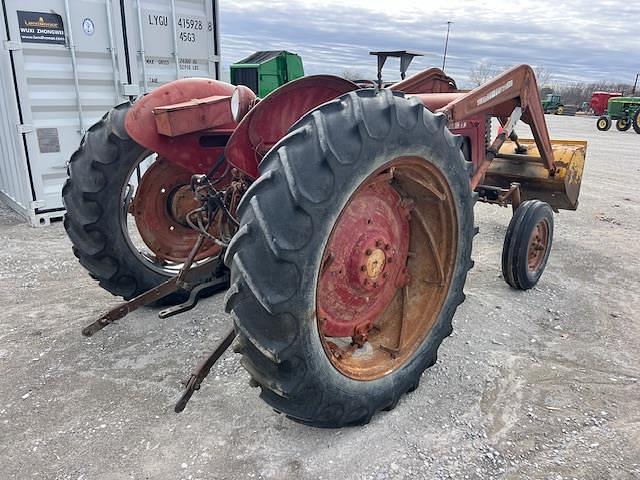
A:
64;51;586;428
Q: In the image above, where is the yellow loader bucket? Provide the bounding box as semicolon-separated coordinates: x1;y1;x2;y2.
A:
485;139;587;211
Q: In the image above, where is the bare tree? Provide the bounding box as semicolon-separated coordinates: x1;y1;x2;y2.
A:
543;80;633;106
341;68;365;81
468;62;504;87
533;66;553;88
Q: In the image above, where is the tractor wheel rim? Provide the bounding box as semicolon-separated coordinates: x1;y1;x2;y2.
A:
527;219;549;273
130;157;221;263
316;157;458;381
119;153;220;275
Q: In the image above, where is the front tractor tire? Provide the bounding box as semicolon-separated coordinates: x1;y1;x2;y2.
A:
224;89;475;427
501;200;554;290
596;116;611;131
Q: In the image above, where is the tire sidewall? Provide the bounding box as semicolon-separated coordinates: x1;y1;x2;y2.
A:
633;109;640;134
271;103;472;407
597;116;610;131
64;103;191;300
514;201;554;289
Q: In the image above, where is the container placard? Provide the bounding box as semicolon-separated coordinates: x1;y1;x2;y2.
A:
17;11;66;45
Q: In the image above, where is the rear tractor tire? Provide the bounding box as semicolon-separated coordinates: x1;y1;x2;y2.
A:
225;89;476;428
596;116;611;131
616;118;631;132
63;103;226;302
501;200;554;290
632;109;640;135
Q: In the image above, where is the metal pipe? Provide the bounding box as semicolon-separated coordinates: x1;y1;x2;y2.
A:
212;0;221;79
135;0;149;93
442;21;452;72
63;0;85;133
170;0;181;79
632;73;639;96
105;0;120;103
410;92;465;112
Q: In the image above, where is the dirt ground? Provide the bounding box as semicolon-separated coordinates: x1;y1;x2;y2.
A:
1;115;639;480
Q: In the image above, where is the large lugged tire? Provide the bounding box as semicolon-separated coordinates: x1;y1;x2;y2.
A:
632;109;640;135
63;103;190;301
224;89;475;428
616;118;631;132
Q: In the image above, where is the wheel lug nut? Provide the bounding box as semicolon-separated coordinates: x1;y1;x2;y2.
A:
360;265;367;272
365;249;372;256
384;244;390;250
373;282;378;288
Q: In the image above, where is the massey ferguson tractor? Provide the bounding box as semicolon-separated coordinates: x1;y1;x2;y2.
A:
63;51;586;428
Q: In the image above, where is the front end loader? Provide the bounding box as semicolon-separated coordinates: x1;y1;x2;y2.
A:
63;51;587;428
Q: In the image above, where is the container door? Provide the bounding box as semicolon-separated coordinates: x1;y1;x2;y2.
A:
3;0;130;212
124;0;220;93
0;5;32;216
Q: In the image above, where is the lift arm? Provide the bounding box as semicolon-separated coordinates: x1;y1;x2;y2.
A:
435;64;556;175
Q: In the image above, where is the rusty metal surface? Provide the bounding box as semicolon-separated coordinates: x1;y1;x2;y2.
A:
527;219;550;273
434;65;557;175
153;95;234;137
131;158;222;263
225;75;359;179
317;178;411;339
125;78;236;174
81;276;182;337
317;158;458;381
81;235;207;337
391;67;458;94
485;139;587;210
476;182;523;212
174;326;237;413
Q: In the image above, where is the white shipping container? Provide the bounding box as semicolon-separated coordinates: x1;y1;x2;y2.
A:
0;0;220;226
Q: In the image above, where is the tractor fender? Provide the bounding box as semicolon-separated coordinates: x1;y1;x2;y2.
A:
225;75;359;179
125;78;236;174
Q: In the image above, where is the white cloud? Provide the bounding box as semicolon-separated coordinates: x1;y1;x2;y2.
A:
218;0;640;87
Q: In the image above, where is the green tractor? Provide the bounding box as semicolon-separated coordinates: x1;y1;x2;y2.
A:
542;94;565;115
596;96;640;133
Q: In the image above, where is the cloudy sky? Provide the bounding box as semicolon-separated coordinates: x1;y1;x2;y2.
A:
217;0;639;88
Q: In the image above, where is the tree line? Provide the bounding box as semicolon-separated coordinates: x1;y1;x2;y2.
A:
468;62;636;106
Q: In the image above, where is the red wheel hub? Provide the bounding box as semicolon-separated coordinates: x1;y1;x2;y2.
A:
317;179;411;338
132;158;223;262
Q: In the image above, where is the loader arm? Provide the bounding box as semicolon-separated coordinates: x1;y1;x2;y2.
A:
436;64;556;174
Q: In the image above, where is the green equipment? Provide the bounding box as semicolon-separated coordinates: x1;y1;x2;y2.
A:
230;51;304;98
596;96;640;133
541;94;565;115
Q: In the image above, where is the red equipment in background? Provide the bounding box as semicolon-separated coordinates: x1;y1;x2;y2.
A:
590;91;622;116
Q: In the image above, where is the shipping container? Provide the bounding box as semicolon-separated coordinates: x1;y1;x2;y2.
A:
0;0;220;226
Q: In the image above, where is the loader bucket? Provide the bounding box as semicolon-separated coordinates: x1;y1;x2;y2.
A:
484;139;587;211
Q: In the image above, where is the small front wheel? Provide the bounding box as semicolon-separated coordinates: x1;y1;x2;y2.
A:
596;116;611;131
502;200;554;290
616;118;631;132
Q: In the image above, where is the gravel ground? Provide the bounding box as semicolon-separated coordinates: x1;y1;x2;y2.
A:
0;115;639;480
